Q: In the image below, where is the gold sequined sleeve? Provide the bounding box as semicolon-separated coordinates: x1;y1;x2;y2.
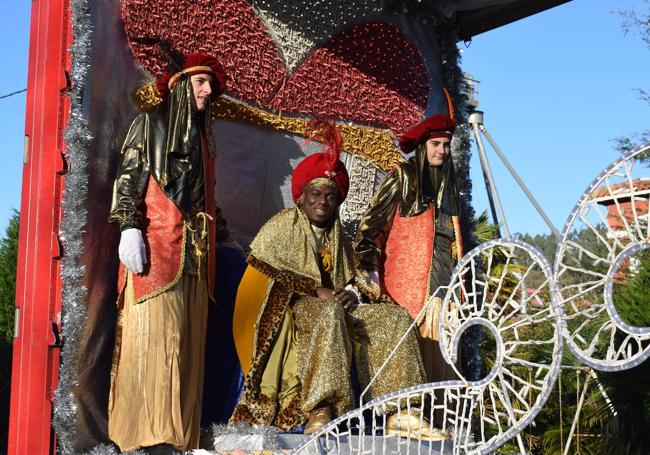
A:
108;116;151;231
353;170;401;272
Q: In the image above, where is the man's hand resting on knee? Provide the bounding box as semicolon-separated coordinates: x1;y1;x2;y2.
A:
316;287;358;310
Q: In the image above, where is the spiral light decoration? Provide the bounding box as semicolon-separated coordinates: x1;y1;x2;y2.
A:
555;145;650;371
295;239;563;454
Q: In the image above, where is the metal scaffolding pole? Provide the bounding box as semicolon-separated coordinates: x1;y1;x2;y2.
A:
479;123;562;240
469;110;511;238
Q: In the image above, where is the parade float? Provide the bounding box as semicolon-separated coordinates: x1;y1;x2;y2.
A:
13;1;650;454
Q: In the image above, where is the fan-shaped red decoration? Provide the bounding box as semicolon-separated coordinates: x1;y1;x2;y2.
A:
121;0;430;134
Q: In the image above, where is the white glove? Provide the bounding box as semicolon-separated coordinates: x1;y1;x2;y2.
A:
118;228;147;274
368;270;380;284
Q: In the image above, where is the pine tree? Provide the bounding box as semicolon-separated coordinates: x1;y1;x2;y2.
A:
0;211;19;342
0;210;19;455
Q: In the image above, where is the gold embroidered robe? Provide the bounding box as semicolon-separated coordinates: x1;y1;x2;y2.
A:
230;207;425;430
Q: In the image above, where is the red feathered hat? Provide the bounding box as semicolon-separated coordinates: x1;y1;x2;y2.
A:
156;52;227;98
398;114;455;153
291;121;349;203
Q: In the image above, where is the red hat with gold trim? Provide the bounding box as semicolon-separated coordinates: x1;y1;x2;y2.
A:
155;53;227;98
398;114;455;153
292;120;349;203
133;51;227;110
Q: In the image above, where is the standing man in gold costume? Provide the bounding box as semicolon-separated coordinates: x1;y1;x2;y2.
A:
107;52;233;454
230;122;445;439
354;114;463;385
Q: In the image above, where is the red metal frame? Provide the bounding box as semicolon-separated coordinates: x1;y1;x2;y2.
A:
8;0;71;453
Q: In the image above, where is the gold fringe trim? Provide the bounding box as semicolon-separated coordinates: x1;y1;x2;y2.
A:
185;211;214;279
451;215;463;261
212;97;404;171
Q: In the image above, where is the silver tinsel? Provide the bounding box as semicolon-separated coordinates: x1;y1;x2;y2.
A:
52;0;93;453
82;444;122;455
252;0;380;70
211;423;281;451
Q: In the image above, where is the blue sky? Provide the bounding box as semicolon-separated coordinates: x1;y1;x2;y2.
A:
0;0;648;236
461;0;650;236
1;2;29;234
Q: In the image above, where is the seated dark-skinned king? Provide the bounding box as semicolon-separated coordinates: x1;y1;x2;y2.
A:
229;121;436;438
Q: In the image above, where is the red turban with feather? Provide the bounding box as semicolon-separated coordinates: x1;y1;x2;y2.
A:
291;120;349;203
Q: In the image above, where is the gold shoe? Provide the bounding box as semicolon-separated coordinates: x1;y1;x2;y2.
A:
386;411;450;441
304;407;332;435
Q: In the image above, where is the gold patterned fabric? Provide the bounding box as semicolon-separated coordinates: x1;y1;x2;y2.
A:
231;207;425;430
212;97;404;171
248;208;355;290
132;80;162;111
347;303;426;401
255;295;426;420
292;296;355;416
108;272;208;452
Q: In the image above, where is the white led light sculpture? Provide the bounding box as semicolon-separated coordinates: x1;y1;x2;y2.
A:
294;144;650;454
555;145;650;372
295;239;563;454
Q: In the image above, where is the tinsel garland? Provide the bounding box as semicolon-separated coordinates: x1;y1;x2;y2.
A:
83;444;144;455
51;0;96;453
212;423;281;451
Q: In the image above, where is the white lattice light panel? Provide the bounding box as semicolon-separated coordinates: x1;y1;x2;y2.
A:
296;239;563;454
293;145;650;454
555;145;650;371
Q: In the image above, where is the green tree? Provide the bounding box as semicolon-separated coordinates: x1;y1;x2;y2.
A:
0;210;19;455
581;5;650;452
474;210;500;243
579;248;650;454
522;234;650;454
0;211;19;342
497;227;620;454
612;250;650;327
516;232;558;264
